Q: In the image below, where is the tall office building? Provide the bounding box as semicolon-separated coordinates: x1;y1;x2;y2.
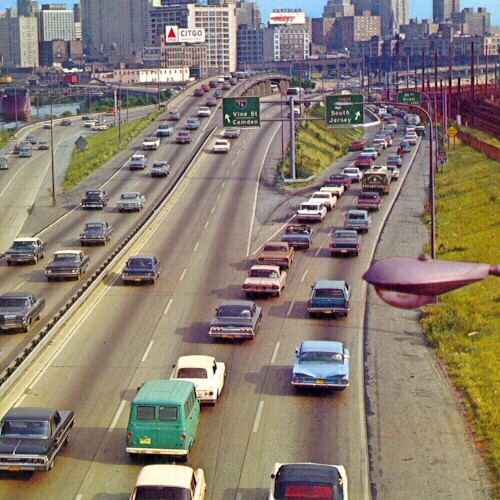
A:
17;0;39;17
39;4;75;42
378;0;409;37
148;2;194;46
236;1;264;67
433;0;460;23
237;0;262;30
323;0;355;18
452;7;491;36
0;8;39;67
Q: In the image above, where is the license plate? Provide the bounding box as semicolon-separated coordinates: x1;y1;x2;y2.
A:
134;278;141;282
226;335;235;339
315;380;326;384
139;437;151;445
257;287;265;291
341;250;347;253
8;466;21;471
325;311;333;314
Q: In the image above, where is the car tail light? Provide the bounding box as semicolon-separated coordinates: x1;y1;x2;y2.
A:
127;432;133;438
329;243;335;248
209;391;214;396
307;300;312;307
271;285;279;290
356;243;361;249
181;433;187;440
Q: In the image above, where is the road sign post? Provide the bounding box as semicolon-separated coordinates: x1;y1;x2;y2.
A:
325;94;364;127
223;97;260;128
397;91;421;106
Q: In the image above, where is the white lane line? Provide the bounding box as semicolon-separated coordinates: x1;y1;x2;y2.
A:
235;494;242;500
315;247;322;257
217;193;221;200
204;220;209;229
14;279;29;290
141;340;154;362
108;399;127;432
251;215;296;256
300;269;308;282
193;241;199;252
252;401;264;433
211;206;216;214
221;181;225;188
286;301;295;317
75;496;83;500
163;298;173;316
133;180;140;186
226;168;231;175
271;342;280;364
179;268;187;281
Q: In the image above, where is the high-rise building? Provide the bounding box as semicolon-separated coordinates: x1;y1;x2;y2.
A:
323;0;355;18
236;0;264;67
237;0;262;30
327;14;381;50
39;4;75;42
433;0;460;23
0;8;39;67
148;2;193;46
452;7;491;37
378;0;409;37
17;0;39;17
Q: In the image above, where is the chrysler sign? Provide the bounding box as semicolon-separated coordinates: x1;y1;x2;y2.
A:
165;26;206;43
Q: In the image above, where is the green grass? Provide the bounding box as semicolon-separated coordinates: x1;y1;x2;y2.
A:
0;129;15;150
458;126;500;149
420;143;500;495
63;109;163;191
282;104;364;179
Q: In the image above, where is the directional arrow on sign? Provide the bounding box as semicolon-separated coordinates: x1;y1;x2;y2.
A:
355;111;361;120
224;114;231;124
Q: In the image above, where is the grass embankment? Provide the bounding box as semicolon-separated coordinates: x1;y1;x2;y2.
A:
282;105;364;180
420;142;500;495
0;129;15;150
459;126;500;149
63;109;163;191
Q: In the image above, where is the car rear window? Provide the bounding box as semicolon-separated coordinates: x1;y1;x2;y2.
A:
314;289;344;298
159;406;178;422
134;486;191;500
177;368;207;379
136;405;155;421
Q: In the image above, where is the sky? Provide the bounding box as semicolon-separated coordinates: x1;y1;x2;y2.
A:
1;0;499;26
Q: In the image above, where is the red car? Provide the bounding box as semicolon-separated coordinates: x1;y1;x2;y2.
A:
201;84;210;92
105;108;117;115
349;140;365;152
329;174;352;188
354;155;374;169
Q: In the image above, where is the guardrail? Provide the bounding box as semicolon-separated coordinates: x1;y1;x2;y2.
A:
0;126;216;396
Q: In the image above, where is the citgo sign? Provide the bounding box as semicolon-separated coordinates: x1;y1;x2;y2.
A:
165;26;206;44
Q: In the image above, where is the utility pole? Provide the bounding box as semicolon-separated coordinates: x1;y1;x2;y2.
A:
471;40;475;127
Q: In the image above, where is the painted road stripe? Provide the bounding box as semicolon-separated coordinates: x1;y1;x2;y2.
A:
211;206;216;214
204;220;209;229
300;269;308;282
271;342;280;364
163;298;173;316
179;268;187;281
108;399;127;432
141;340;154;362
252;401;264;433
315;247;322;257
193;241;199;252
286;301;295;317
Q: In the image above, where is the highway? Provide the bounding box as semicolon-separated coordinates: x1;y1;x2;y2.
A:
0;82;489;499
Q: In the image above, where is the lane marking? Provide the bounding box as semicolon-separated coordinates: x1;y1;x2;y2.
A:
163;298;173;315
226;168;231;175
286;301;295;317
14;279;29;290
251;215;296;256
108;399;127;432
217;193;221;200
179;268;187;281
300;270;308;283
133;180;140;186
221;181;225;188
315;247;322;257
193;241;199;252
141;340;154;362
271;341;280;364
204;220;209;229
211;206;216;214
252;401;264;433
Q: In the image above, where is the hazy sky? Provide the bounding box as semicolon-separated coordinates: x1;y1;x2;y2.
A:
2;0;499;26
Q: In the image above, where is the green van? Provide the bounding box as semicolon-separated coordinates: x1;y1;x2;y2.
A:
126;380;200;460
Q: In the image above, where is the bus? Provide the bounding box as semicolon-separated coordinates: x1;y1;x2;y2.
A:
286;87;303;97
361;166;391;195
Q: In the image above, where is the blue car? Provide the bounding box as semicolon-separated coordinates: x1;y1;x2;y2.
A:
292;340;350;390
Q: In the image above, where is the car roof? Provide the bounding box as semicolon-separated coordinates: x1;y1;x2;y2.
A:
274;463;344;491
53;250;81;255
13;237;39;243
347;209;368;215
133;380;195;405
300;340;344;354
0;291;35;299
218;299;256;308
250;264;281;271
134;465;194;488
176;355;216;369
312;280;347;290
3;407;58;421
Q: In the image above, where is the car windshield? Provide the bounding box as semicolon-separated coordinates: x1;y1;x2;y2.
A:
53;253;78;262
84;223;104;231
176;368;208;379
121;194;138;200
314;289;345;298
286;226;308;234
12;241;36;249
218;306;252;318
0;298;29;308
133;486;191;500
300;205;317;210
335;231;355;239
249;269;278;279
86;191;102;198
300;351;343;363
1;420;50;438
263;244;287;252
127;259;152;269
312;193;329;199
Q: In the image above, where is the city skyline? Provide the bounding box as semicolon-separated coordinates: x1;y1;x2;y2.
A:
1;0;499;25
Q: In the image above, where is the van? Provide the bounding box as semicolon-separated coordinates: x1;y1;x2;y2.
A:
270;83;279;93
126;380;200;460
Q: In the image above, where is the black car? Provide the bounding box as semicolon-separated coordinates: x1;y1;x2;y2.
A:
193;88;204;97
0;407;75;472
0;291;46;333
45;250;90;281
79;221;113;246
82;189;110;209
209;300;263;340
151;161;170;178
121;256;161;285
60;118;72;126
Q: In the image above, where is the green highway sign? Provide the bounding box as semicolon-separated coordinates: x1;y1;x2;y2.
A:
325;94;364;127
398;91;421;106
223;97;260;127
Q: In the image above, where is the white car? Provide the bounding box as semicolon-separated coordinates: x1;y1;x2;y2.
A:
387;165;400;181
296;201;327;222
320;182;344;197
170;355;225;404
197;106;211;117
341;167;363;183
91;123;109;131
404;133;417;146
362;147;378;159
43;122;53;129
130;465;206;500
212;139;231;153
309;191;337;211
372;138;388;149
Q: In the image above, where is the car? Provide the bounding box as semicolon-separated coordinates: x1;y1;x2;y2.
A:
0;407;75;472
193;88;204;97
398;141;411;154
84;119;97;128
387;154;402;167
320;181;344;198
130;465;207;500
208;81;218;88
43;122;52;129
362;147;378;159
121;255;161;284
307;280;351;318
329;174;353;188
348;140;364;151
372;138;388;150
296;201;327;222
155;122;174;137
229;77;237;85
60;118;72;126
415;125;426;136
171;355;226;404
176;131;193;144
91;123;109;131
258;241;294;268
82;188;109;209
127;154;147;170
344;209;372;232
242;265;287;298
269;462;348;499
212;139;230;153
151;161;170;178
223;127;241;139
197;106;211;117
404;133;418;146
79;221;113;246
205;97;217;107
356;191;383;211
201;83;210;92
292;340;350;390
105;108;117;115
167;109;181;120
281;224;314;249
341;167;363;182
387;165;400;181
309;191;337;210
38;140;50;150
141;136;160;150
13;142;28;154
26;135;37;144
209;300;263;340
330;229;362;256
45;250;90;281
213;89;223;99
117;192;146;212
377;132;393;146
185;118;201;130
0;157;8;169
19;147;32;158
0;292;46;332
221;82;231;90
5;237;47;265
82;114;95;121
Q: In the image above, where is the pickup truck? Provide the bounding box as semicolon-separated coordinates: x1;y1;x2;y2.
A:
127;154;147;170
45;250;90;281
344;209;372;233
309;191;337;211
142;136;160;150
0;291;46;332
329;229;362;257
320;181;344;198
0;407;74;471
307;280;351;318
296;201;327;222
257;242;294;268
79;221;113;246
5;237;47;265
82;189;109;209
281;224;313;249
356;191;383;211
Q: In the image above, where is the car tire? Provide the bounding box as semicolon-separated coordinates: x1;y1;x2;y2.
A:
47;277;53;282
7;261;12;266
33;255;38;264
23;319;32;333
